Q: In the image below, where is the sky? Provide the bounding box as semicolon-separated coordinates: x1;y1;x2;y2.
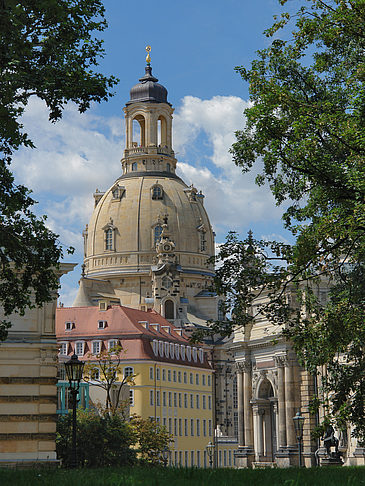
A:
11;0;301;306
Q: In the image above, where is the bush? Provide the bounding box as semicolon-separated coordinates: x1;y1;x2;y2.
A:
56;409;137;468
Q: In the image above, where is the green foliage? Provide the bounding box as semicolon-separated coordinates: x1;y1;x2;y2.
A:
207;0;365;442
56;409;136;468
0;1;118;338
130;415;173;466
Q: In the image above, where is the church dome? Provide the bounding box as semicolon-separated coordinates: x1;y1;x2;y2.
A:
83;172;214;280
128;66;169;104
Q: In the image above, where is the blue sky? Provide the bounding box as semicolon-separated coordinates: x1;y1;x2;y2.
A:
12;0;300;305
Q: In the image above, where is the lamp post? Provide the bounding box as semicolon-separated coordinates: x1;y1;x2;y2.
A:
293;410;305;467
64;353;84;468
206;441;214;468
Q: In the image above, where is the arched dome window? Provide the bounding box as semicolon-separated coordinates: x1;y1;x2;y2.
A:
164;299;174;319
152;185;163;200
154;225;162;246
131;162;138;171
132;114;145;147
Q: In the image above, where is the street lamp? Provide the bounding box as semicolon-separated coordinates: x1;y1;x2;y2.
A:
206;441;214;468
65;353;84;468
293;410;305;467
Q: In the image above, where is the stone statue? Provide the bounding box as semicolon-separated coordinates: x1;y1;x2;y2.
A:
323;425;339;457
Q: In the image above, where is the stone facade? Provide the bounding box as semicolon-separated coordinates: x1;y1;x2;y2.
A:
0;263;74;467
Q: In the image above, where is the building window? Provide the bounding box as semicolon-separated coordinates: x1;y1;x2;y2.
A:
156;390;160;406
208;420;212;436
196;374;199;385
168;370;171;381
196;395;200;409
202;374;206;386
190;419;194;436
234;412;238;438
131;162;138;171
233;376;238;409
130;389;134;407
149;367;154;380
65;321;74;331
175;344;180;359
170;343;175;358
185;451;188;466
186;347;192;361
200;232;206;252
208;395;212;410
166;163;171;172
178;371;181;383
208;375;211;387
124;366;134;377
92;341;101;355
156;368;160;380
191;450;194;466
59;342;68;355
173;370;176;382
98;320;107;329
105;228;113;250
168;418;172;434
197;450;200;468
184;419;188;436
154;225;162;246
108;339;117;352
75;341;84;356
162;369;166;381
174;392;177;407
203;419;207;437
164;342;169;357
198;349;204;362
164;299;174;319
178;393;182;407
192;347;197;362
202;395;206;409
184;371;187;384
150;390;154;406
90;368;100;380
190;373;193;384
174;418;178;436
181;346;186;360
152;185;163;200
179;418;182;436
152;340;158;355
184;393;188;408
190;394;194;409
196;419;200;437
163;392;166;407
218;299;225;321
168;392;172;407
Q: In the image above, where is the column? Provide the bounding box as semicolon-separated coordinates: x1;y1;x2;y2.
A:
284;354;296;448
236;363;244;447
275;356;287;449
243;360;253;448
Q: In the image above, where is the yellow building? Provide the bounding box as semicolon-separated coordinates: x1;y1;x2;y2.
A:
56;303;219;467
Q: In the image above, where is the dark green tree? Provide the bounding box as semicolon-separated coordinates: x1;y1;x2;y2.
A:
0;0;118;338
207;0;365;442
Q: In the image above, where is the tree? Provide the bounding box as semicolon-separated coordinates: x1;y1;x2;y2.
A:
83;345;135;416
207;0;365;442
0;1;118;339
130;415;173;466
56;408;137;467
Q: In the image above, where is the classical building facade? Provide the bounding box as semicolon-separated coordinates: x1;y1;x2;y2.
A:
0;263;74;467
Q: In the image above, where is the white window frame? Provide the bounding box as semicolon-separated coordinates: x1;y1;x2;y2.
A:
98;320;107;329
108;339;117;352
164;342;169;357
59;342;68;356
175;344;180;359
65;321;74;331
124;366;134;378
199;349;204;362
169;343;174;358
129;389;134;407
75;341;84;356
180;345;186;360
186;346;192;361
92;340;101;355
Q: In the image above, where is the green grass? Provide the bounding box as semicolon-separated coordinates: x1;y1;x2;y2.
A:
0;466;364;486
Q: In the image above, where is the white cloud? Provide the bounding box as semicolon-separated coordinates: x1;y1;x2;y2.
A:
174;95;281;235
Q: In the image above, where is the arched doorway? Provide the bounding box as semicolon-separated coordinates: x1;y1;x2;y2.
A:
254;378;277;463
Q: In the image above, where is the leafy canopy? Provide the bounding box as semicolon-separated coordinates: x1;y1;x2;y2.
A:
0;0;118;338
208;0;365;442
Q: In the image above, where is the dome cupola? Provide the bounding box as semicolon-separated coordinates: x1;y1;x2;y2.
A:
128;65;169;105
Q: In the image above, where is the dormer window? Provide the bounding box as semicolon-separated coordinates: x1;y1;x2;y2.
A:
65;321;74;331
152;185;163;200
98;320;107;329
105;229;113;250
75;341;84;356
92;341;101;355
59;342;68;355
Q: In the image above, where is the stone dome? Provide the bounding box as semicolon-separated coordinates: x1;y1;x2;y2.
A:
128;66;169;105
83;171;214;280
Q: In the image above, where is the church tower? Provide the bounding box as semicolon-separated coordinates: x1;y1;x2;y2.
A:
74;49;218;327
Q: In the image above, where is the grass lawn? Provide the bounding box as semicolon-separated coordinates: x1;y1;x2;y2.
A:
0;466;364;486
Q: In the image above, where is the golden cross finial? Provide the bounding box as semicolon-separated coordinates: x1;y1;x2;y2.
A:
146;45;151;65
